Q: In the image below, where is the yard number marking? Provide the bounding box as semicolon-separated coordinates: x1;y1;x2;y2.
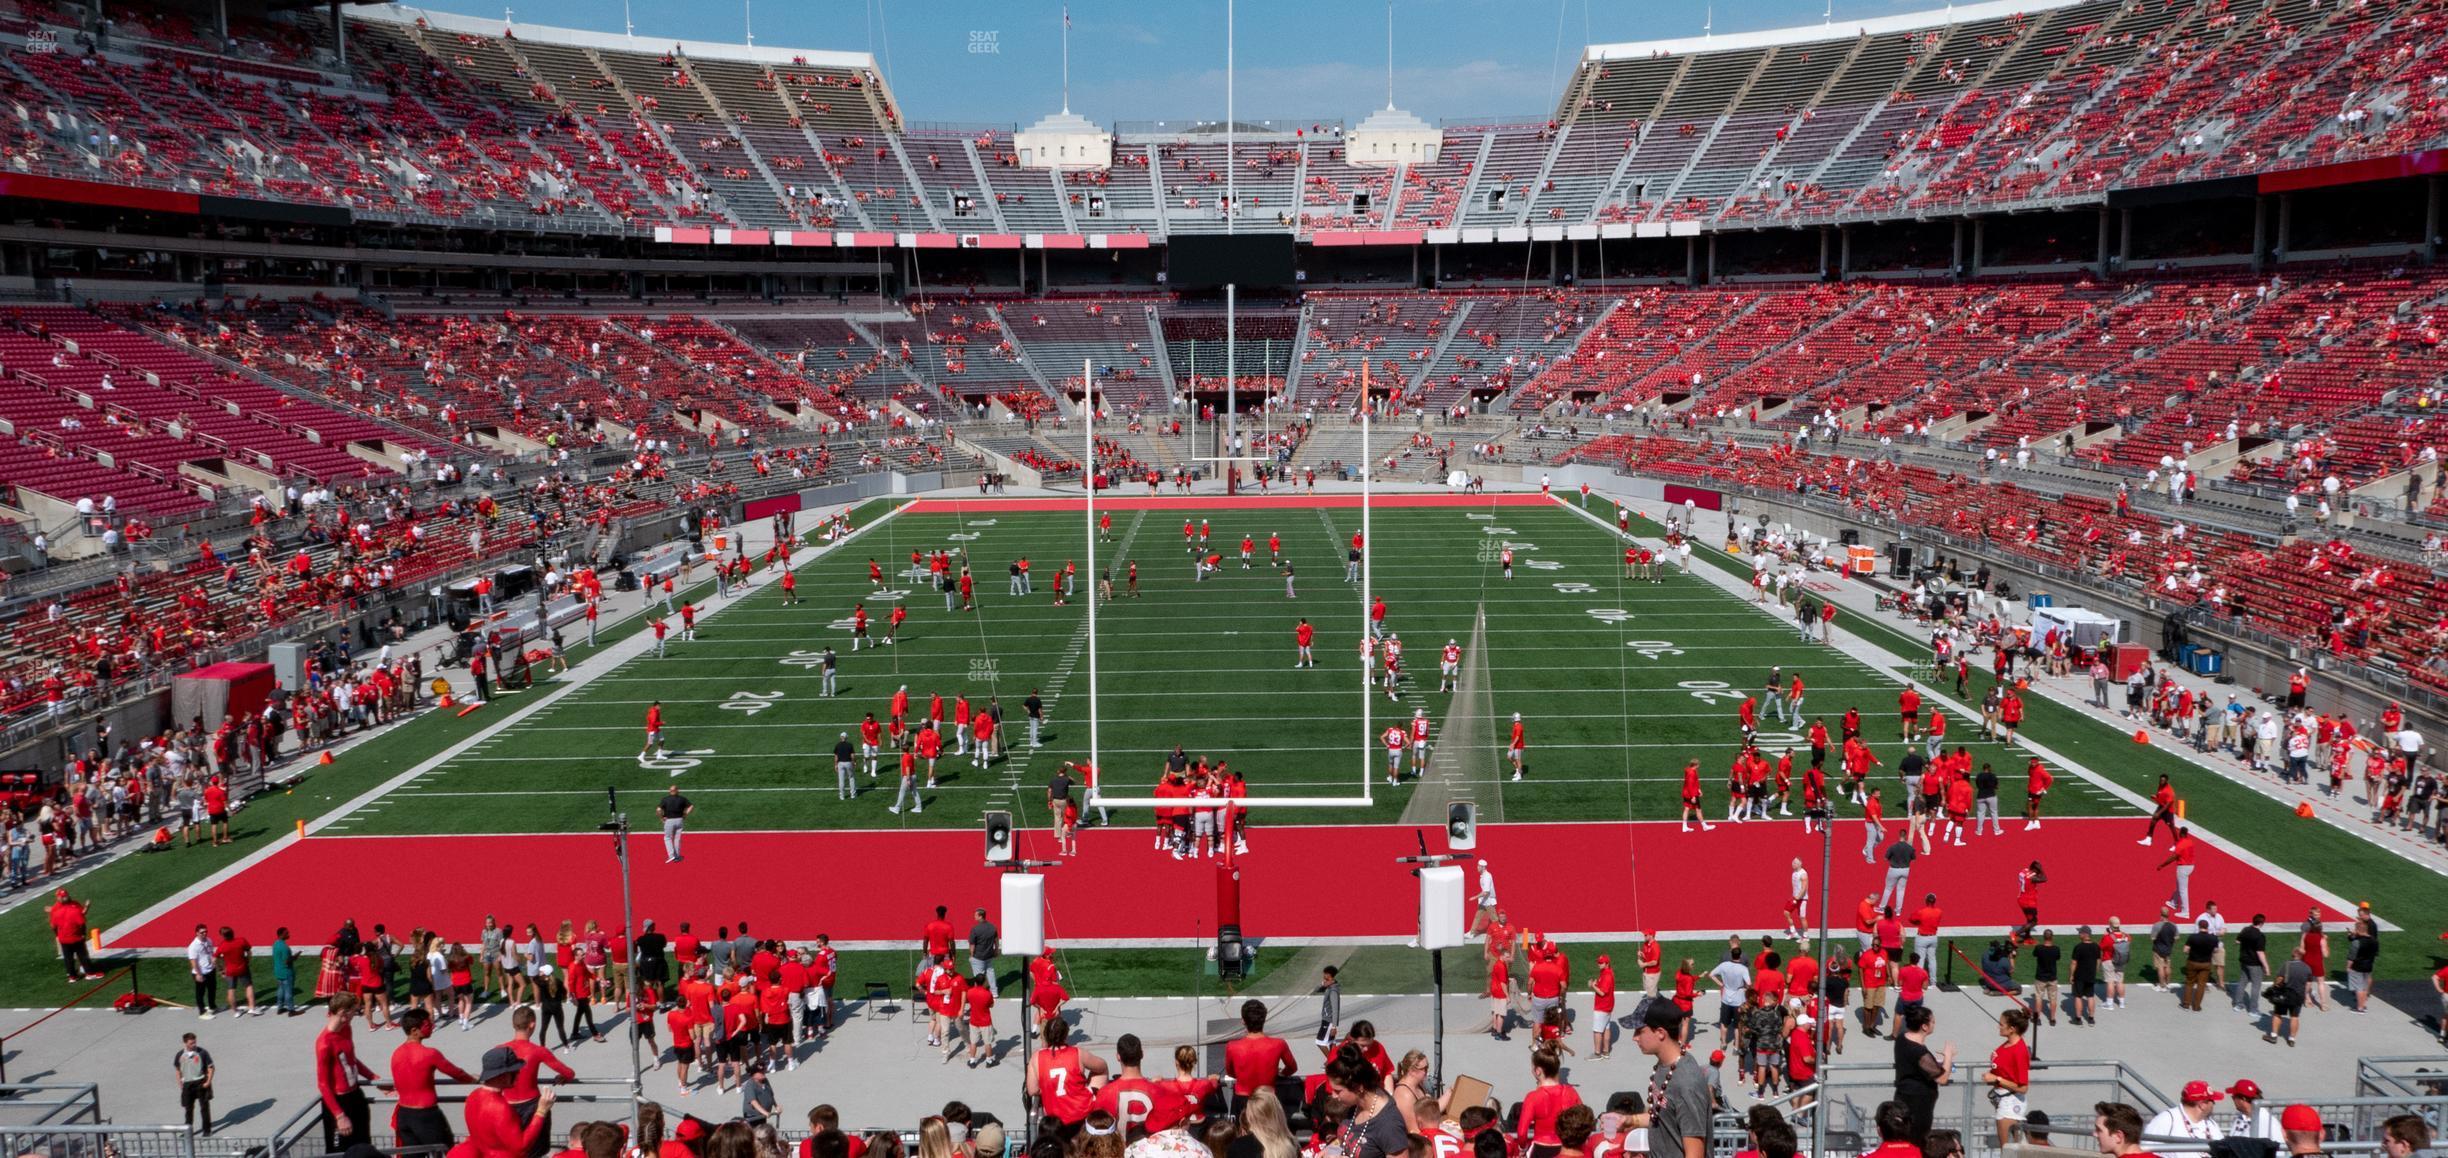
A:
720;691;785;716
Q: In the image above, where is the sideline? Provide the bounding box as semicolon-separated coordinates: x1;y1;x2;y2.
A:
1555;492;2376;925
98;503;913;948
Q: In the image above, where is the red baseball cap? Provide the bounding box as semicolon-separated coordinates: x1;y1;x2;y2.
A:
2227;1080;2264;1101
2280;1106;2322;1133
2180;1081;2225;1104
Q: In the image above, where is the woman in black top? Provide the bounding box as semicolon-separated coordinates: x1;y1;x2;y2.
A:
1892;1005;1954;1145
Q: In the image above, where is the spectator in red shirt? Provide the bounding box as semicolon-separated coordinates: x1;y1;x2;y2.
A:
217;926;256;1016
49;890;97;981
1223;998;1297;1114
922;907;954;959
500;1005;574;1146
314;993;376;1152
466;1045;555;1158
1514;1048;1583;1157
390;1008;474;1150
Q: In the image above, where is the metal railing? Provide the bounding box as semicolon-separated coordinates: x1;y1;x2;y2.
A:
0;1123;199;1158
0;1083;104;1128
259;1079;638;1158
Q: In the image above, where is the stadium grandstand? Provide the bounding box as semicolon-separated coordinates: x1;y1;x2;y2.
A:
4;1;2448;1158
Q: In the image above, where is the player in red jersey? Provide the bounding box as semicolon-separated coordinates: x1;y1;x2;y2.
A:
1183;521;1196;553
886;604;907;645
2023;758;2052;831
1267;533;1282;564
1507;713;1528;782
1944;773;1974;847
777;571;798;606
1295;618;1316;668
1680;759;1713;832
2140;774;2179;846
1898;684;1922;741
857;713;883;778
849;603;871;651
1027;1018;1107;1136
1382;634;1404;700
868;558;884;590
641;702;668;762
1802;760;1829;833
1239;536;1255;568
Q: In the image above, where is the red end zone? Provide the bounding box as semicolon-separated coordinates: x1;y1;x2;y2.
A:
903;493;1562;514
111;819;2340;950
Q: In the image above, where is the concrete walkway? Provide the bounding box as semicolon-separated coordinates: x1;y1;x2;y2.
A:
2;976;2433;1147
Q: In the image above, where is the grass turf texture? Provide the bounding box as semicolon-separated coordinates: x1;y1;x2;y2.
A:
2;495;2439;1014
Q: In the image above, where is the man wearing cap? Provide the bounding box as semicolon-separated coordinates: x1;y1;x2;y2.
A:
2142;1082;2229;1157
465;1045;555;1158
1468;861;1498;939
2226;1081;2281;1142
1631;1002;1711;1158
2279;1106;2330;1157
49;889;98;981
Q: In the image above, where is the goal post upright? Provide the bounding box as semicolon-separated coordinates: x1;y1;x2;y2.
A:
1077;363;1380;814
1083;356;1101;800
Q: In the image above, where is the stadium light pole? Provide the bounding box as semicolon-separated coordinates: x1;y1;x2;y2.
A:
601;789;644;1139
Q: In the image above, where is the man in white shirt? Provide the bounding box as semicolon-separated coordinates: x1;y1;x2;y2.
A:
2142;1082;2229;1157
1467;861;1498;938
2224;1080;2281;1142
186;926;221;1020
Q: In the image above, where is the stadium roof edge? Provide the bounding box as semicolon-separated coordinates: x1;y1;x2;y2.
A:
360;3;878;71
1580;0;2086;61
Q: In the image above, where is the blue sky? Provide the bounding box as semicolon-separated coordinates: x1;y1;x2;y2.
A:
408;0;1870;128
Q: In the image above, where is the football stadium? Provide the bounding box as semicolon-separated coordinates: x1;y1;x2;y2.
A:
0;0;2444;1156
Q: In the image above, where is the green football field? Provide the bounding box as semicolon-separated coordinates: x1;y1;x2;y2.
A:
320;496;2126;838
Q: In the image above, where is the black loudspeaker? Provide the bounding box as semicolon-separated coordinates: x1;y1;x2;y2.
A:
1447;802;1478;850
1216;926;1247;979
